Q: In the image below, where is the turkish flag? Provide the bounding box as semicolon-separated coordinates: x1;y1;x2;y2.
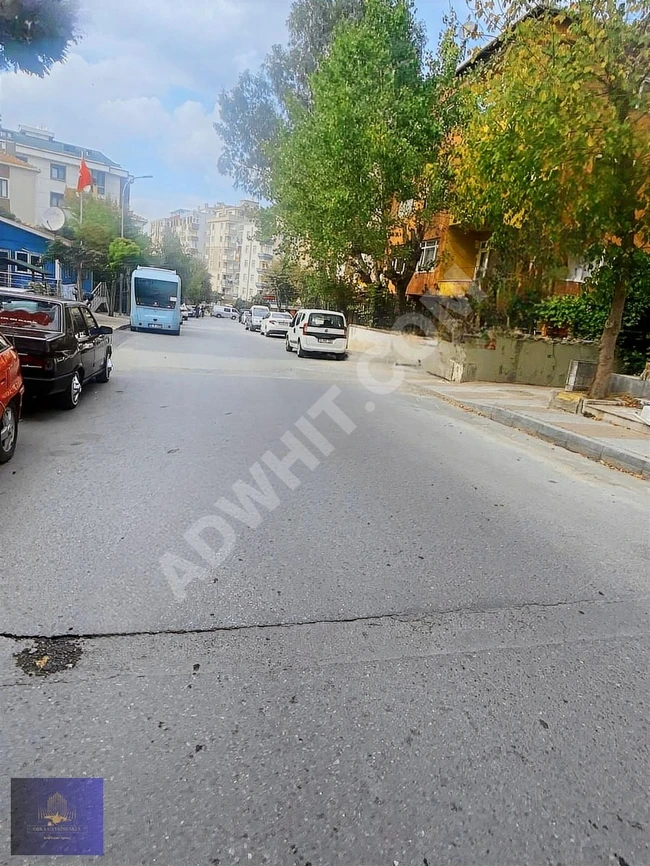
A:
77;158;93;192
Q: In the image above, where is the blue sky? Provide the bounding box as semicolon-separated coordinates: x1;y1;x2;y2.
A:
0;0;468;223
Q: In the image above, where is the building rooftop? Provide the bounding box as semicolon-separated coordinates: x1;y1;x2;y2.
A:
0;151;39;171
0;125;122;168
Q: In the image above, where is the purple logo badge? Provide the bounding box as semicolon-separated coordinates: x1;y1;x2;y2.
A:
11;778;104;856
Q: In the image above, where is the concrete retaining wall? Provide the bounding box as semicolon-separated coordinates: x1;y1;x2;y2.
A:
609;373;650;399
348;326;600;388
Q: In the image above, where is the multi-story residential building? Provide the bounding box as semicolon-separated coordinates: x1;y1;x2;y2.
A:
150;205;218;258
238;222;275;303
205;200;260;299
0;151;39;225
0;124;130;226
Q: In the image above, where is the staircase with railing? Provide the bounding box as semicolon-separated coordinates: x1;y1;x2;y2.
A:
90;282;110;313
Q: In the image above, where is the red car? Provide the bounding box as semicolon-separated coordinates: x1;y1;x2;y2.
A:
0;331;24;464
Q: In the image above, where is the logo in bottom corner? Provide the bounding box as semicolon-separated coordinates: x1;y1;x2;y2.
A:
11;777;104;856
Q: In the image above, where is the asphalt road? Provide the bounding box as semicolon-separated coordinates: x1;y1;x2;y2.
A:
1;317;648;866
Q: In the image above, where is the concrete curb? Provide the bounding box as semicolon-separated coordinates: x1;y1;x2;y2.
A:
419;386;650;480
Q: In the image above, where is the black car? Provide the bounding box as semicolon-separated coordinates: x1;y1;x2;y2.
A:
0;291;113;410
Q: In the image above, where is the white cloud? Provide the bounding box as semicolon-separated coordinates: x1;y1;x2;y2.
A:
0;0;292;219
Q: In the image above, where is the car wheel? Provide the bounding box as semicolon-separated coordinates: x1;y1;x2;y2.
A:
335;353;347;361
297;340;307;358
216;313;222;318
0;400;18;464
96;351;112;382
59;370;82;410
285;337;293;352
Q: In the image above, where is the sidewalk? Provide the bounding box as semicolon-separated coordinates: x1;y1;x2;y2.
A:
405;377;650;479
94;312;130;331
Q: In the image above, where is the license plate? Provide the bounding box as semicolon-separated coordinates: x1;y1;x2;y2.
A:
149;323;163;329
318;337;334;343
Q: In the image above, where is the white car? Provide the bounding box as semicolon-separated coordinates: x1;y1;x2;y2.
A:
180;304;189;321
261;311;293;337
247;304;270;332
212;304;238;319
286;308;348;359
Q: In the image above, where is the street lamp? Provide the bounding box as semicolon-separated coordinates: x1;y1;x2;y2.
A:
121;174;153;237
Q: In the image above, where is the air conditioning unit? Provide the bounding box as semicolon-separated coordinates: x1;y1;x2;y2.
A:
565;359;597;392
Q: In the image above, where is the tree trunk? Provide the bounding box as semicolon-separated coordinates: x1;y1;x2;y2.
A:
395;277;408;314
589;250;630;399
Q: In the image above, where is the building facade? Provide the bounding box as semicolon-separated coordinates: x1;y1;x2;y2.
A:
150;205;218;258
205;200;260;299
0;151;39;225
0;124;129;226
237;222;275;303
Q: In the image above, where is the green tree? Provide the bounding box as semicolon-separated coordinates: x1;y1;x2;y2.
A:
270;0;462;311
0;0;78;75
46;192;149;303
151;231;212;304
215;0;365;197
454;0;650;397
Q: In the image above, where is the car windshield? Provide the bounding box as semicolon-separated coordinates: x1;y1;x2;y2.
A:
308;312;345;329
134;278;178;309
3;3;646;865
0;296;61;331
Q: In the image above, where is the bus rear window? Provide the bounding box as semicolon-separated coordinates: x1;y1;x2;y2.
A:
134;278;178;309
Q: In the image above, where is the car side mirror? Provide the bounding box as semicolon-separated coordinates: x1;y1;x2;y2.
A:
91;325;113;336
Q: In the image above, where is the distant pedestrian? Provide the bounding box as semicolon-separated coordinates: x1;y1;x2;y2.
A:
195;304;201;319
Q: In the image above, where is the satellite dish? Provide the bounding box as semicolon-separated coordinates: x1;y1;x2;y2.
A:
41;207;65;231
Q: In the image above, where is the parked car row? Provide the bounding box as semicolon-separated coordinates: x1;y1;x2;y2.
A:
242;304;348;359
0;289;114;465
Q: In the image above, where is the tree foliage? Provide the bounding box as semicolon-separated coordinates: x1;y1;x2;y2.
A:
215;0;365;197
151;231;212;304
536;249;650;373
269;0;462;311
454;0;650;395
0;0;78;75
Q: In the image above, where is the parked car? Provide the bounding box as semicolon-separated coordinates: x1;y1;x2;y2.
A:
261;311;293;338
239;309;250;324
0;330;24;464
0;291;113;410
212;304;238;319
180;304;189;321
247;304;270;332
286;308;348;359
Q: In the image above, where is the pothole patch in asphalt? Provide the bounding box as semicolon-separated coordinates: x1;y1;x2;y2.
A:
14;638;83;677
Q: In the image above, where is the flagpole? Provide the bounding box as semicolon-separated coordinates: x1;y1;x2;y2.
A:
79;189;83;225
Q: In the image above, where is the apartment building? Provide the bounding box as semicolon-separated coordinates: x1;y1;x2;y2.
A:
205;200;260;299
0;124;130;226
150;205;218;257
238;222;275;303
0;151;39;224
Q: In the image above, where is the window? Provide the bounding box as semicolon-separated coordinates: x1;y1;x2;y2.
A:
397;199;414;218
474;241;490;281
50;163;67;181
0;178;8;199
0;296;61;332
14;252;42;274
90;169;106;195
69;306;88;338
417;239;439;272
50;191;64;208
81;307;98;332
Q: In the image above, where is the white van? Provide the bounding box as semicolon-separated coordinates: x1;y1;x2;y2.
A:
286;309;347;358
247;305;270;331
212;304;238;320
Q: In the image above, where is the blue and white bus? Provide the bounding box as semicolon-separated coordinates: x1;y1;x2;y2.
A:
130;266;182;335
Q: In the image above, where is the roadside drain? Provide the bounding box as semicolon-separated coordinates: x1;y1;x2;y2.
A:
14;638;83;677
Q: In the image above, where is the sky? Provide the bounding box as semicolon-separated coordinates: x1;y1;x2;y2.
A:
0;0;466;224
